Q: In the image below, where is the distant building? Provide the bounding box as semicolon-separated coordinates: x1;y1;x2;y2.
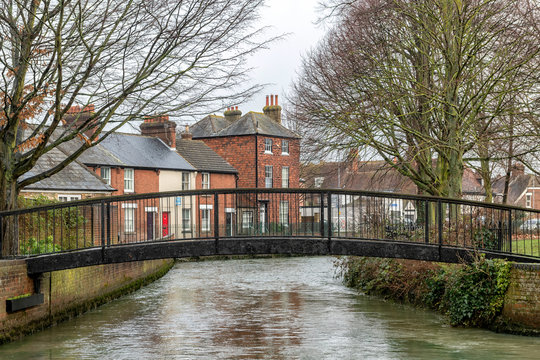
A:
190;95;301;233
493;163;540;209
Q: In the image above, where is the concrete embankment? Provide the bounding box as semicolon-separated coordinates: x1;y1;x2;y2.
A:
0;258;174;344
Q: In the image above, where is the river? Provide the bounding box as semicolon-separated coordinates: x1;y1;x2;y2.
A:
1;257;540;359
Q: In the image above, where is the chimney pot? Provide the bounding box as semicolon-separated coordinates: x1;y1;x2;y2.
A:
271;95;274;106
266;95;269;107
275;95;278;106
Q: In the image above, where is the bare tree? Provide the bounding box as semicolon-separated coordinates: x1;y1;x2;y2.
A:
289;0;540;198
0;0;270;254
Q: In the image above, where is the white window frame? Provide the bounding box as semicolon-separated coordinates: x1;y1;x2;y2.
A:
202;172;210;189
282;166;289;188
526;193;532;208
201;209;211;232
242;210;253;229
182;172;191;190
264;138;273;154
125;208;135;233
182;208;191;232
314;177;324;188
101;167;111;185
279;201;289;226
265;165;273;188
124;168;134;193
58;194;82;202
281;140;289;155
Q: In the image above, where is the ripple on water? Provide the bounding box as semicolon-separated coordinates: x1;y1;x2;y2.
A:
0;257;540;359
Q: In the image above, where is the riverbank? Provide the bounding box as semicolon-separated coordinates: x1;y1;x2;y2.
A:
0;258;174;344
335;256;540;336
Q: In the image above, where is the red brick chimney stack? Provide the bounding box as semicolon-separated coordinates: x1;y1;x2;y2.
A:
263;94;282;124
224;105;242;122
140;114;177;148
63;104;97;137
181;124;193;140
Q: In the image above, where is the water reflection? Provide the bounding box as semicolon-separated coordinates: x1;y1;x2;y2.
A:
1;257;540;359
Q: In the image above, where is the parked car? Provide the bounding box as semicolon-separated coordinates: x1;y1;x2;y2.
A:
519;218;540;231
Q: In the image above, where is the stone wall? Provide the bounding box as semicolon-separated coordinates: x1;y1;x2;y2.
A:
0;258;174;343
502;263;540;329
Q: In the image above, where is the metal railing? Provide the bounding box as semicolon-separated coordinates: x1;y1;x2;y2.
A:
1;188;540;260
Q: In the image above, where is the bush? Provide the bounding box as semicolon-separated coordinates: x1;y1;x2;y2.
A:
19;236;61;255
336;255;512;328
472;227;500;251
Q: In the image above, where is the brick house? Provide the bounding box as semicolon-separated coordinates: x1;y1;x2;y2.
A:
300;159;485;227
493;164;540;209
190;95;301;233
176;130;238;236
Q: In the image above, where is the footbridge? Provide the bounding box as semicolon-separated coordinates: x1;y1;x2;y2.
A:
1;188;540;275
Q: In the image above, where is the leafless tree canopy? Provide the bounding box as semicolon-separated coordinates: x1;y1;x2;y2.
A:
0;0;269;209
290;0;540;198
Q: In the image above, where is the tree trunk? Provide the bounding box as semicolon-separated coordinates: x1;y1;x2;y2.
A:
0;134;21;257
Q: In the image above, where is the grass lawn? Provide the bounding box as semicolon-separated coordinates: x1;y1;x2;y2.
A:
510;238;540;257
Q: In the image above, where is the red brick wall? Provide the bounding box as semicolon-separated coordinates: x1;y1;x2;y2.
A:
199;135;300;189
92;167;158;195
201;136;257;188
0;259;173;343
195;172;237;189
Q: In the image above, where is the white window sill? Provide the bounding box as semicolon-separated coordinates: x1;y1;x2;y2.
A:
264;151;273;155
124;190;134;193
281;153;289;156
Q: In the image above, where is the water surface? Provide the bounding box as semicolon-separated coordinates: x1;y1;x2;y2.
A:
1;257;539;359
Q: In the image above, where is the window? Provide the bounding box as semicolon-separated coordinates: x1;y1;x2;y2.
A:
101;167;111;185
182;209;191;231
282;166;289;188
182;172;191;190
201;209;211;232
125;208;135;233
279;201;289;226
242;210;253;229
202;173;210;189
265;138;273;154
265;165;273;188
314;177;324;188
526;193;532;208
281;140;289;155
58;194;81;202
124;168;134;192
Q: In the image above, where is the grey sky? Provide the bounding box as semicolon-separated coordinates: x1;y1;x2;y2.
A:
225;0;325;118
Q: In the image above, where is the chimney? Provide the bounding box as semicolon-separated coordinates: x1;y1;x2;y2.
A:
512;163;525;176
63;104;97;138
224;106;242;122
263;94;282;124
347;148;359;172
181;124;193;140
140;114;177;148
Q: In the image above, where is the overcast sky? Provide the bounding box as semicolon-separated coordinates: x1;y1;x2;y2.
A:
229;0;326;117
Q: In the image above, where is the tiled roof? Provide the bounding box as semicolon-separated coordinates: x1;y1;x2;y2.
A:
191;112;300;139
176;139;237;174
79;133;195;171
21;147;114;193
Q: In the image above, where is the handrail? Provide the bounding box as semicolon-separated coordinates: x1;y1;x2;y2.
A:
1;188;539;261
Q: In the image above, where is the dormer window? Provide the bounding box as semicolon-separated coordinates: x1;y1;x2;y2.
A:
265;138;273;154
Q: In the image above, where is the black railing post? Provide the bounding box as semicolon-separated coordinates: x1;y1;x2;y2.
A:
0;213;3;258
327;192;333;241
100;201;106;248
214;193;219;243
424;201;429;244
106;203;111;247
508;209;512;253
319;192;324;238
437;200;443;260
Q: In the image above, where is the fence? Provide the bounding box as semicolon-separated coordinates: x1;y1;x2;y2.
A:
1;188;539;259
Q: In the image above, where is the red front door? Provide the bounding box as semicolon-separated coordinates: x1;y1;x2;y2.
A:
162;212;170;237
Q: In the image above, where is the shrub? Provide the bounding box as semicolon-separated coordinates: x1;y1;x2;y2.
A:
19;236;61;255
472;227;500;251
